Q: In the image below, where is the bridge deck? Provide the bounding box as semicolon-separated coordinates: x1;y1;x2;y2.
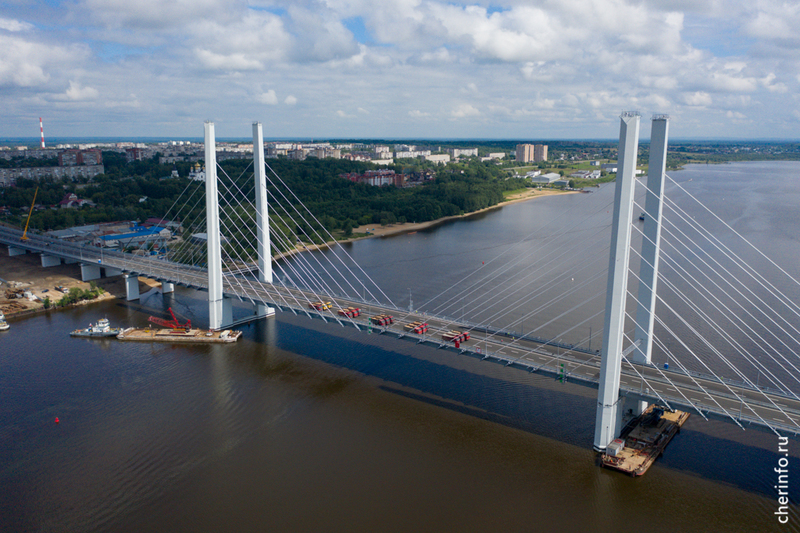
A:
3;224;799;435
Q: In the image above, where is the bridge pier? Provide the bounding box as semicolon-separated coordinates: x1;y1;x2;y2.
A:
40;254;61;267
220;297;233;327
8;246;26;256
80;263;101;281
161;282;174;294
124;273;140;301
253;122;275;319
594;112;640;452
105;267;123;277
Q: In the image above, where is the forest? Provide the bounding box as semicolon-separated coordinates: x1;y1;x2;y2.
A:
1;153;530;249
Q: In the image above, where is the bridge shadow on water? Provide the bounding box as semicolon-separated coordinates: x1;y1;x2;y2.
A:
263;313;796;501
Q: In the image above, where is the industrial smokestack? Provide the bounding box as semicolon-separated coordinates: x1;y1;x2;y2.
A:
39;117;45;148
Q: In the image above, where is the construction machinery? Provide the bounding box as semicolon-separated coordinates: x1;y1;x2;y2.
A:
337;307;361;318
21;187;38;241
148;307;191;332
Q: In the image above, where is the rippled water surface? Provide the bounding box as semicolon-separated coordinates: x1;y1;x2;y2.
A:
1;162;799;532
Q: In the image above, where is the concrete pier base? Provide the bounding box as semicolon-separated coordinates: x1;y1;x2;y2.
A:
256;303;276;319
162;282;175;294
8;246;26;257
81;264;101;281
210;296;233;330
124;274;140;301
41;254;61;267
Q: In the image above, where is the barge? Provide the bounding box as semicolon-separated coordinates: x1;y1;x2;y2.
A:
116;327;242;343
600;404;690;476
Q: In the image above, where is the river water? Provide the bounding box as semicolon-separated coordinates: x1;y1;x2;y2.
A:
1;162;799;532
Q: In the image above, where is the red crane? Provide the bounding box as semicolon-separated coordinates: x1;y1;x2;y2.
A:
148;307;191;331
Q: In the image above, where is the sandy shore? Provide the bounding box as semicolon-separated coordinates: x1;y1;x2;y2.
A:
349;188;573;239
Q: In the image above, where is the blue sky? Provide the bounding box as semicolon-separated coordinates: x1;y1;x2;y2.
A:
1;0;799;139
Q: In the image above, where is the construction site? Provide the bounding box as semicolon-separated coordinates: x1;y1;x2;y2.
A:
0;245;156;318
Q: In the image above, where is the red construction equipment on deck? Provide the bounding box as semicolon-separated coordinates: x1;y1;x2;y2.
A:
148;307;191;331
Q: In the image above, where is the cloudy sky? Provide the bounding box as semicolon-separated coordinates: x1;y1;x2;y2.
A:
2;0;799;140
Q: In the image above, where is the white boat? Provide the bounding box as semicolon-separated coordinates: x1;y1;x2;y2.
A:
70;318;121;338
0;311;8;331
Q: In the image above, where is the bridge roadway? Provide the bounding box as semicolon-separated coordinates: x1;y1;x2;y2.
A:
3;224;800;436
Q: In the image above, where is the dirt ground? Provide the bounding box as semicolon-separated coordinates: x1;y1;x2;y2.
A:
0;246;160;317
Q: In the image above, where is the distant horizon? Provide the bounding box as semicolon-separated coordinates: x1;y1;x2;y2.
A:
2;136;799;147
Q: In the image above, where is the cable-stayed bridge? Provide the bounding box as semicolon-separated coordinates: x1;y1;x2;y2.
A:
3;117;800;452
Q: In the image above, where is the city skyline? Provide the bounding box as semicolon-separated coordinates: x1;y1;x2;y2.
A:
2;1;799;140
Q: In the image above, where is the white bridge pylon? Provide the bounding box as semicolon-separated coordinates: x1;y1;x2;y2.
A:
204;121;275;331
594;113;670;451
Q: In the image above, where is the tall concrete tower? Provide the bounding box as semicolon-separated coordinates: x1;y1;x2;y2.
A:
253;122;275;318
594;111;640;451
632;116;670;365
204;121;232;330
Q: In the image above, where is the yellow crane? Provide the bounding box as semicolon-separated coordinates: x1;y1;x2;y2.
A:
21;186;38;241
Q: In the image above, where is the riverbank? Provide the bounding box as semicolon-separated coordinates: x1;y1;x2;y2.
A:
1;188;570;312
274;188;574;260
0;248;159;318
351;188;572;239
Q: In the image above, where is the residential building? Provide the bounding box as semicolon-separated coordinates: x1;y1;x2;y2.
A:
425;154;450;165
59;192;95;209
449;148;478;158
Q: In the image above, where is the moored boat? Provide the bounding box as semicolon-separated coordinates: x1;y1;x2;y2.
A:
0;311;9;331
600;404;689;476
70;318;122;338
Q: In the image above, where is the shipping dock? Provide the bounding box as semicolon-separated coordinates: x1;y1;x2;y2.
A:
117;327;241;343
600;404;690;476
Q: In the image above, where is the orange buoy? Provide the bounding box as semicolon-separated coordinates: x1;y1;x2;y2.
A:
55;417;59;424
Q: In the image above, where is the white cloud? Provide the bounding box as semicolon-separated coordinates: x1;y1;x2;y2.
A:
451;104;479;118
284;5;360;62
744;3;800;42
257;90;278;105
195;49;263;71
682;91;713;106
0;33;88;88
419;47;451;63
62;80;100;101
0;17;33;32
190;13;290;70
1;0;799;138
80;0;232;30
